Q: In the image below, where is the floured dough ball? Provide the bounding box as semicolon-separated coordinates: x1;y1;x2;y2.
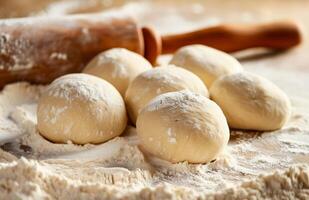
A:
170;45;243;88
125;65;209;124
210;72;291;131
37;74;127;144
136;90;229;163
83;48;152;96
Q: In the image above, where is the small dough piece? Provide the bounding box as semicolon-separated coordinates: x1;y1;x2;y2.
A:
125;65;209;124
210;72;291;131
136;90;229;163
170;45;243;88
83;48;152;97
37;74;127;144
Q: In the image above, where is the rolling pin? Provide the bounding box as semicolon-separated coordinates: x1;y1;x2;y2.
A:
0;12;302;88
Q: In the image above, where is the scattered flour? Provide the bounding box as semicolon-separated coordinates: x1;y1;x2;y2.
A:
0;157;307;199
80;27;92;44
0;32;34;71
50;52;68;60
0;0;309;199
46;106;68;124
0;78;308;199
97;49;128;78
46;74;109;103
167;128;177;144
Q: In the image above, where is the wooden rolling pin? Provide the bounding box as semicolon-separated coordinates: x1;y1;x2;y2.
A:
0;13;302;88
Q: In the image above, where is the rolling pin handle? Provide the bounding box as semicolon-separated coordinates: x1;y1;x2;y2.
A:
161;21;302;54
141;26;162;65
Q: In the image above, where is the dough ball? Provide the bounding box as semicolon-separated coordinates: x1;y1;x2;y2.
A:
136;90;229;163
37;74;127;144
210;72;291;131
83;48;152;97
170;45;243;88
125;65;209;124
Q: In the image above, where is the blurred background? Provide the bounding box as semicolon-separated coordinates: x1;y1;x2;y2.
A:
1;0;308;33
0;0;308;74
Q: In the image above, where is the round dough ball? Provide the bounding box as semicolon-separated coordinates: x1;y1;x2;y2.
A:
210;72;291;131
125;65;209;124
170;44;243;88
136;90;230;163
37;73;127;144
83;48;152;97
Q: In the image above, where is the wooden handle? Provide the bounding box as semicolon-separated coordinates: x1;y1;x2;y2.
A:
142;26;162;65
161;21;302;54
0;13;144;88
0;17;303;88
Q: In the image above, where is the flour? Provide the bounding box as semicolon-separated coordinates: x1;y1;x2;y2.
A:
0;0;309;199
0;62;309;200
9;101;93;158
0;32;34;71
1;77;306;199
80;27;92;44
46;74;111;103
50;52;68;60
1;157;306;200
0;148;17;162
95;50;128;78
147;90;204;112
167;128;177;144
141;66;180;85
46;106;68;124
